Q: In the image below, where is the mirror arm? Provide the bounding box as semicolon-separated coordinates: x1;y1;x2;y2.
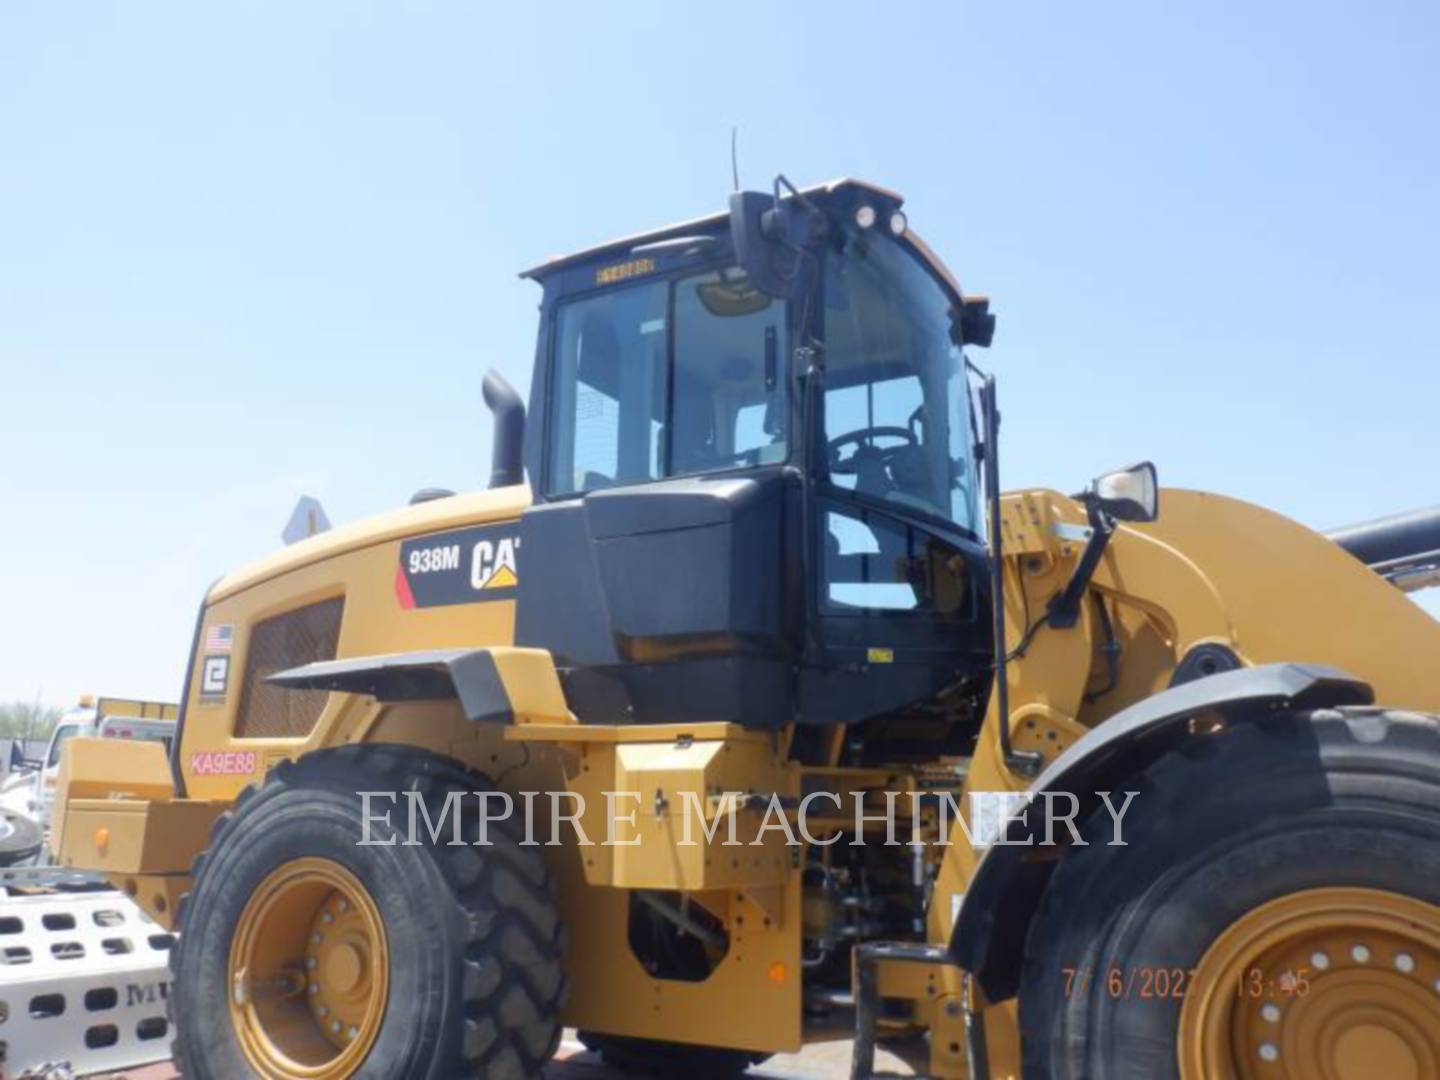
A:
1046;504;1116;629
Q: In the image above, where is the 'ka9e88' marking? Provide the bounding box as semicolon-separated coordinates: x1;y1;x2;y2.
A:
397;523;522;609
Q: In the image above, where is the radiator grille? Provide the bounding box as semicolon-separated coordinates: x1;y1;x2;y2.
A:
234;597;343;739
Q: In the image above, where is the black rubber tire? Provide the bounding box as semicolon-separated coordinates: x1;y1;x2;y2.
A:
578;1032;766;1077
0;806;42;865
1019;707;1440;1079
170;745;566;1079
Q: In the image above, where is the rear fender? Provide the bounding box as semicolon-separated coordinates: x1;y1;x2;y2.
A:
267;645;574;726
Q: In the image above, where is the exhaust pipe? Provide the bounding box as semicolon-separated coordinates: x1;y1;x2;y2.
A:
482;369;526;489
1326;506;1440;593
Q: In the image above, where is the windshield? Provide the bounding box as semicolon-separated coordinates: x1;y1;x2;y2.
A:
821;232;979;534
47;723;82;768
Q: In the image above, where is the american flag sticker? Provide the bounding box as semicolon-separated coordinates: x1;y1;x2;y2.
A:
204;624;235;654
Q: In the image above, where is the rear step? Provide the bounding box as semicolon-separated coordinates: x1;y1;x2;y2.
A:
851;942;987;1080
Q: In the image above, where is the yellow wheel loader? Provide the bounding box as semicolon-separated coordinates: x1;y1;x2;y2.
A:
53;178;1440;1079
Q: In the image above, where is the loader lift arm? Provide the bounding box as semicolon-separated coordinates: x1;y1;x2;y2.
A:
1327;505;1440;593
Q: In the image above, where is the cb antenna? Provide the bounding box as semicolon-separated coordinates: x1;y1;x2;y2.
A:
731;126;740;191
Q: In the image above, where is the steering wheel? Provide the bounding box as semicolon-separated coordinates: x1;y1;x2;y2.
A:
827;426;919;475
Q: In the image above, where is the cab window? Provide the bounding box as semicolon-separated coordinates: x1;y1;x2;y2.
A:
824;506;974;616
822;233;979;533
47;723;82;768
546;267;787;497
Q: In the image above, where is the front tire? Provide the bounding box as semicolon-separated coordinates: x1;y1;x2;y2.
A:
171;745;566;1079
1019;707;1440;1079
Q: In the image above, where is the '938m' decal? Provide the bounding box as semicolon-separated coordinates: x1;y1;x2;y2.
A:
396;523;521;609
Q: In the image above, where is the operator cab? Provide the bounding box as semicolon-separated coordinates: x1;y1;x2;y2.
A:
515;180;994;758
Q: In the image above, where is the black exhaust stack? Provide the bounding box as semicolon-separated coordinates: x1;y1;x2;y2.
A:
482;369;526;489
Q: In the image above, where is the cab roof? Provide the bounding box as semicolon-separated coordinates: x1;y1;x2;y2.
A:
519;177;906;281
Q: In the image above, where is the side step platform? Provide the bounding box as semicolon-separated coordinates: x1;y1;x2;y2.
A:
850;942;989;1080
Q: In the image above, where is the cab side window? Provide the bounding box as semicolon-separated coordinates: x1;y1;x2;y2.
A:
545;267;787;497
671;268;787;473
548;281;667;494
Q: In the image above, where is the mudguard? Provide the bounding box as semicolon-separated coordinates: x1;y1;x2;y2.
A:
268;646;572;726
951;662;1373;1001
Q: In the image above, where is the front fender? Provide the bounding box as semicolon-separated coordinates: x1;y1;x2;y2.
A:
951;662;1373;1001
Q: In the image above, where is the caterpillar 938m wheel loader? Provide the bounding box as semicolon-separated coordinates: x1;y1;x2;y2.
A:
53;178;1440;1080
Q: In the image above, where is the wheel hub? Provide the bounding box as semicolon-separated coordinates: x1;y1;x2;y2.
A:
228;857;389;1078
1180;887;1440;1080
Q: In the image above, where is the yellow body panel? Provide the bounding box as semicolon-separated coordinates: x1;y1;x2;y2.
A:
54;739;223;926
179;489;526;801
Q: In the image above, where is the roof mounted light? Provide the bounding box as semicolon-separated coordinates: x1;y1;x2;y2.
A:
854;204;877;229
888;210;908;237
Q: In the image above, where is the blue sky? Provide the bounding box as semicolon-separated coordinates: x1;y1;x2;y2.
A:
1;2;1436;704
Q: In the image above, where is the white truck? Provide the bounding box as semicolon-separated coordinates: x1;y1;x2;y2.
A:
0;695;176;865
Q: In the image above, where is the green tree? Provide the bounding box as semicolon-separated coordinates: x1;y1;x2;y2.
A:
0;697;61;742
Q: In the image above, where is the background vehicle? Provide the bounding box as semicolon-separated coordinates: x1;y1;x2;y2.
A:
55;180;1440;1078
0;696;176;864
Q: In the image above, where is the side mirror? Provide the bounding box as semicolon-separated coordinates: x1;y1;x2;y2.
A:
1092;461;1159;523
955;296;996;348
728;180;825;301
729;191;796;300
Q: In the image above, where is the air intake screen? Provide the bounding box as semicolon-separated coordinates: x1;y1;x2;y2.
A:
234;597;343;739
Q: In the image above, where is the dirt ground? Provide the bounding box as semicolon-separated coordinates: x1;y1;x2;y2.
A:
107;1030;921;1079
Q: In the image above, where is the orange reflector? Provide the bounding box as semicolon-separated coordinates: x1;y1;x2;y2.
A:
768;962;787;985
94;827;110;853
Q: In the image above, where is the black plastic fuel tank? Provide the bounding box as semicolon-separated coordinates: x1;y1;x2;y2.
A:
514;470;800;728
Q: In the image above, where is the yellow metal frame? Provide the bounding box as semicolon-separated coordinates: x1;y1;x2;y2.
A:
52;481;1440;1075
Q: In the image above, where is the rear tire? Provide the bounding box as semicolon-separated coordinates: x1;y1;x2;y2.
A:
170;745;566;1079
1019;707;1440;1079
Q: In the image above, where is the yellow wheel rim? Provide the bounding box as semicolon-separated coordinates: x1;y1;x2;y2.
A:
227;857;389;1079
1180;887;1440;1080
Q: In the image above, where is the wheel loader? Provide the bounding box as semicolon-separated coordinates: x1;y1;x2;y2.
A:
51;177;1440;1079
